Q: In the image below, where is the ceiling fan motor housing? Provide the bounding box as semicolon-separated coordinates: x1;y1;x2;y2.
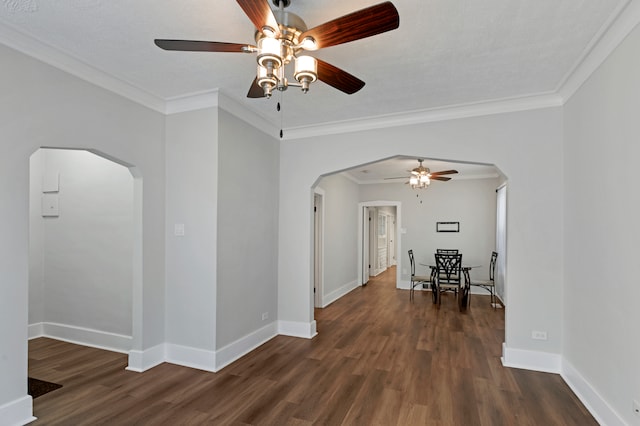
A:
272;0;291;7
255;9;308;64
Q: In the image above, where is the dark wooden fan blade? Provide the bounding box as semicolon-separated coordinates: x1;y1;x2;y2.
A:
236;0;280;36
316;59;365;94
154;39;251;53
299;2;399;49
247;77;265;98
430;169;459;176
431;176;452;181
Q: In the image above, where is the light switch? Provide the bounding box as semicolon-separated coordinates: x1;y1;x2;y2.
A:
174;224;185;236
41;194;59;217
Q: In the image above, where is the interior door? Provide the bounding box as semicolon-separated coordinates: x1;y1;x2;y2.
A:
388;214;396;266
377;212;388;273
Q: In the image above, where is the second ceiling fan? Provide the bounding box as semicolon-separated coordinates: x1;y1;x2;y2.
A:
154;0;400;98
385;159;459;189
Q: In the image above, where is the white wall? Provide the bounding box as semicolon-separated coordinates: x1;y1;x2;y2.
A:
29;151;46;327
315;173;359;301
165;107;218;357
563;20;640;426
29;149;133;340
217;109;279;348
359;178;498;285
0;43;165;423
279;109;564;361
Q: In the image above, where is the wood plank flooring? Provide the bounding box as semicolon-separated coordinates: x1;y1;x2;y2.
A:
29;266;597;425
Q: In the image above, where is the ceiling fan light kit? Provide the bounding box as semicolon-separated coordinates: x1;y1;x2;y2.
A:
384;159;459;189
154;0;399;99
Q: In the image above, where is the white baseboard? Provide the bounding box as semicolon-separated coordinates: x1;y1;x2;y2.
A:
165;343;217;373
397;279;411;290
278;320;317;339
215;322;278;371
501;343;561;373
561;359;627;426
28;322;131;353
0;395;35;426
27;323;44;340
322;280;359;307
126;343;165;372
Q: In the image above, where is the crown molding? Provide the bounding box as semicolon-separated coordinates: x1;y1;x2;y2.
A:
0;19;166;113
281;93;563;140
557;0;639;103
217;91;280;138
164;90;219;114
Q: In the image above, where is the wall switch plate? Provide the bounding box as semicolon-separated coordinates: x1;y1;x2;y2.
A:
174;224;185;236
531;330;547;340
633;399;639;417
262;312;269;321
41;193;59;217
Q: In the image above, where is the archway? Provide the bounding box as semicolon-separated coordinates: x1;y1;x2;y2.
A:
28;147;143;365
312;155;506;319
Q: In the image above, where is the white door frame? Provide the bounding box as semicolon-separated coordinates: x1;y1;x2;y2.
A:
313;188;325;307
362;206;371;284
357;201;402;288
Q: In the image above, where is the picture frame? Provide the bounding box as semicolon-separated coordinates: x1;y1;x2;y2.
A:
436;221;459;232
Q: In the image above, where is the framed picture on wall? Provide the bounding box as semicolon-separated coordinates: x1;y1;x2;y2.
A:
436;221;459;232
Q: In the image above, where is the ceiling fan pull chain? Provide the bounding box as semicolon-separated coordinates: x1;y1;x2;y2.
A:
278;91;284;138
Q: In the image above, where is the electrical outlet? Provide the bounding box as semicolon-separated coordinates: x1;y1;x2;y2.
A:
262;312;269;321
531;330;547;340
633;399;639;417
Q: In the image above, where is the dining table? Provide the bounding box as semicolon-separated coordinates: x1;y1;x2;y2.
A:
419;261;482;310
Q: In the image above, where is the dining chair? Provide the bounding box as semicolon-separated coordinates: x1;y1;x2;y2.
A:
471;251;498;308
436;249;459;254
408;250;431;301
433;252;467;310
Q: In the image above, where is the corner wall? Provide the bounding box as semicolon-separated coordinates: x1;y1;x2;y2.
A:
315;174;360;303
563;20;640;426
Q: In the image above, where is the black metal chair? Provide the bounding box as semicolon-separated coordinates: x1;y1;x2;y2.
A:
436;249;459;254
408;250;431;301
471;251;498;308
434;252;468;311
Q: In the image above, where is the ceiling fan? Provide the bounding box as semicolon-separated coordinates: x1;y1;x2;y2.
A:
385;159;459;189
154;0;399;99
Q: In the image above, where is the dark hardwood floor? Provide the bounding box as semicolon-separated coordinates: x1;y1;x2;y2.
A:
29;266;596;425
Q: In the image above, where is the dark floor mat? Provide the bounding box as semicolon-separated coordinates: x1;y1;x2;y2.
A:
28;377;62;399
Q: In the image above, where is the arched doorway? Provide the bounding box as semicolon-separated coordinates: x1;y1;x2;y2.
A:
28;148;143;363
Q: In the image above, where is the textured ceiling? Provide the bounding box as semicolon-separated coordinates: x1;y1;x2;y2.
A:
0;0;628;134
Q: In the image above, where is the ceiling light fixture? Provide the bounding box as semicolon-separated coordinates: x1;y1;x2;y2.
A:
154;0;400;99
253;1;320;98
409;159;432;189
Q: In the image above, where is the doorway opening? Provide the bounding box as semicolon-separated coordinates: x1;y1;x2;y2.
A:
358;202;401;288
28;148;141;356
312;155;507;320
